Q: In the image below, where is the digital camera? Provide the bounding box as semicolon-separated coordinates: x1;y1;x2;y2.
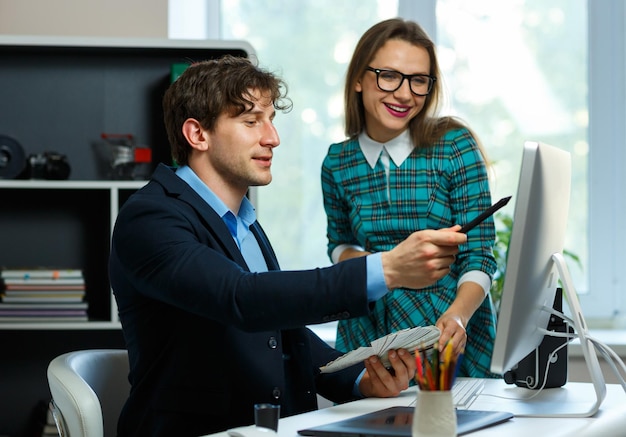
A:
24;151;71;180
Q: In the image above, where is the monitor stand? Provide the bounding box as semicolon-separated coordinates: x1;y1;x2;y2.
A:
548;252;607;417
475;253;607;417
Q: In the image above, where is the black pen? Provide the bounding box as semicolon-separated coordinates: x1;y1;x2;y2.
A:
459;195;512;234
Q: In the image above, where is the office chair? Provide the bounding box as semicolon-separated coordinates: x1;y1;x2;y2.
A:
47;349;130;437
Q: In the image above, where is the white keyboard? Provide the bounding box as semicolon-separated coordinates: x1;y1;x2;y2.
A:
452;378;485;408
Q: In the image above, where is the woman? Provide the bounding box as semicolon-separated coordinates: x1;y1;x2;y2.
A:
321;18;499;377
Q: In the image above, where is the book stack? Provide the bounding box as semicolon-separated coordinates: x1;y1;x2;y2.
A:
0;267;88;322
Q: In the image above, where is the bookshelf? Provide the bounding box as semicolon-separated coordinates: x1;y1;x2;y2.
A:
0;36;254;436
0;179;145;329
0;180;144;435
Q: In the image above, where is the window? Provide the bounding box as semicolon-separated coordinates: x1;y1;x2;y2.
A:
435;1;588;290
169;0;626;326
219;0;400;270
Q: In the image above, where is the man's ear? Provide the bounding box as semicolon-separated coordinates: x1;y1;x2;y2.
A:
182;118;209;151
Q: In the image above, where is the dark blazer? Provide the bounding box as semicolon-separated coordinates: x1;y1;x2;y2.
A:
109;164;371;436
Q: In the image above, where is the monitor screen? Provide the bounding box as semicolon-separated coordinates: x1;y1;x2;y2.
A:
490;141;571;375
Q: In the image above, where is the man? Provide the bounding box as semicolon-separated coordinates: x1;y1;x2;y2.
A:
109;55;466;436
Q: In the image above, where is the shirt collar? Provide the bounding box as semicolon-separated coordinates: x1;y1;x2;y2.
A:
175;165;256;227
358;130;414;169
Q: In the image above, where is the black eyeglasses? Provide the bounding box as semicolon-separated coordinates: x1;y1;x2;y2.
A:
366;67;436;96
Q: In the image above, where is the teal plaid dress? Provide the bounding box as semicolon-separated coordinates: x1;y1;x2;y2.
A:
321;128;499;378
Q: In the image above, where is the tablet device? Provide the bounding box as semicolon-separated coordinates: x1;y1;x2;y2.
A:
297;406;513;436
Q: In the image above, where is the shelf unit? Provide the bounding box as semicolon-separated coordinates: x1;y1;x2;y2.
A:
0;36;254;437
0;179;146;329
0;35;254;179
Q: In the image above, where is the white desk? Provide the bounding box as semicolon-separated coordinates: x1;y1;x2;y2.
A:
206;380;626;437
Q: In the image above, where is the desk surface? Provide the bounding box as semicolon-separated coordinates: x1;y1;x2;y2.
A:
206;380;626;437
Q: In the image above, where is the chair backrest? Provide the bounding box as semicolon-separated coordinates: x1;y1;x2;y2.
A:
47;349;130;437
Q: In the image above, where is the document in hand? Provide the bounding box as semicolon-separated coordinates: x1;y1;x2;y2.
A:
319;326;440;373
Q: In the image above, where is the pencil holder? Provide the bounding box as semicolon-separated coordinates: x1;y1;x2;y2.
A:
411;390;457;437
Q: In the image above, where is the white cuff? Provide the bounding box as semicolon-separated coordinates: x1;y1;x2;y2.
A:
457;271;491;296
331;243;365;264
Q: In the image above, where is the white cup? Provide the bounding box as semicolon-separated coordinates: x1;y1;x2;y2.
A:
412;390;457;437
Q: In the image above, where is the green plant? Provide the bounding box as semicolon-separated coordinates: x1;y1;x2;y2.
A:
490;213;513;312
490;212;581;313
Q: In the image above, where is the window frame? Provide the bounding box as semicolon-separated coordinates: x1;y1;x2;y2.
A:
582;0;626;321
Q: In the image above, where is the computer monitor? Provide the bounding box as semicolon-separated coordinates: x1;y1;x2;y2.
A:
489;141;606;417
490;141;571;374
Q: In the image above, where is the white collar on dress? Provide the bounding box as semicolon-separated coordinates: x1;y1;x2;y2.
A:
358;130;414;169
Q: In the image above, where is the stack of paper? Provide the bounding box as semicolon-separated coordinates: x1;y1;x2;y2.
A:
320;325;440;373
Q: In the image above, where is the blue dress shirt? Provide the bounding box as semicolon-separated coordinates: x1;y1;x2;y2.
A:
175;165;387;300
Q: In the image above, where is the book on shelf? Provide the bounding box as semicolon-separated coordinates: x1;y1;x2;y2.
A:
2;277;85;286
0;298;88;322
1;294;85;303
0;306;88;322
2;288;85;297
0;301;88;310
0;309;87;317
1;267;83;280
4;284;85;291
0;315;89;322
3;289;85;303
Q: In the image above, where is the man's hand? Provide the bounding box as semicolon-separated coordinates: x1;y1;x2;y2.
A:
381;226;466;290
358;348;416;398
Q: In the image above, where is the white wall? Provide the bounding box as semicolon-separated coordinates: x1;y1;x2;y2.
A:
0;0;167;37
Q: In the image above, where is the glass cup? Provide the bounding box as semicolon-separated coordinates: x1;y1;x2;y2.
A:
254;403;280;432
411;390;457;437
